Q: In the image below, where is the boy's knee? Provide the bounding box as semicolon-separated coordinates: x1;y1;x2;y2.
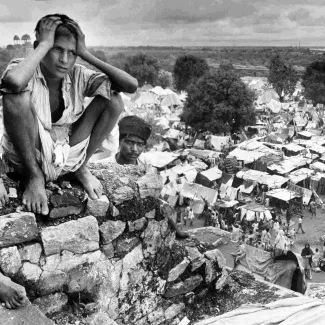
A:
3;93;30;116
109;91;124;115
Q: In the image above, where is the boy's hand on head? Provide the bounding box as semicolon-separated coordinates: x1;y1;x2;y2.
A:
66;21;87;57
37;16;62;48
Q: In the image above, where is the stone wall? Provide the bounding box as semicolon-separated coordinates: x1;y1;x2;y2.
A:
0;162;228;325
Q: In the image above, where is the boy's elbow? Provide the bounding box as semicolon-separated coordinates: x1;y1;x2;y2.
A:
2;74;25;93
126;78;138;94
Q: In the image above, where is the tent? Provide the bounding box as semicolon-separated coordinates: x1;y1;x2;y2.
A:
133;91;159;106
267;98;282;114
196;166;222;187
160;93;183;107
239;203;272;221
139;83;153;91
257;89;279;104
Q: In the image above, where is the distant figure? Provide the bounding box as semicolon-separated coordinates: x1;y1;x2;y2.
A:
297;216;305;234
301;243;313;279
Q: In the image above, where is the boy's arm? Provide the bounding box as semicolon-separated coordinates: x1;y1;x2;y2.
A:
67;21;138;94
2;17;61;93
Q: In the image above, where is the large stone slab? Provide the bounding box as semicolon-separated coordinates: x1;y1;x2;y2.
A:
87;195;110;217
111;186;134;205
41;216;99;255
0;212;38;248
19;243;42;264
0;302;54;325
33;292;68;316
164;275;203;298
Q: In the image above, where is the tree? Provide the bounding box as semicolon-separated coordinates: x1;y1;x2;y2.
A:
181;68;256;134
302;61;325;105
124;53;160;87
268;54;298;102
94;50;107;62
158;70;173;89
173;54;209;91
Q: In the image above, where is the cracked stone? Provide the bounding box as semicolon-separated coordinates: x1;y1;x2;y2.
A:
41;216;99;256
20;262;42;282
137;174;164;199
128;217;146;232
204;249;226;268
111;205;120;217
102;243;115;258
99;220;126;244
86;312;119;325
33;292;68;316
145;209;155;219
167;258;190;282
87;195;110;217
37;270;68;295
0;212;38;248
0;246;21;277
164;275;203;298
186;246;206;272
205;260;217;284
49;192;83;219
112;186;134;205
115;237;140;255
164;303;185;321
19;243;42;264
141;220;164;256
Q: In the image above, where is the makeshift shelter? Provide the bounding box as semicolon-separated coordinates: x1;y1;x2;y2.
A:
209;135;231;151
193;139;205;149
310;161;325;173
257;89;279;104
282;143;306;157
142;151;179;168
267;98;282;114
133;91;158;106
180;181;218;205
239;203;272;221
196;166;222;187
297;130;313;140
288;183;313;205
234;245;306;293
288;168;314;187
266;188;302;209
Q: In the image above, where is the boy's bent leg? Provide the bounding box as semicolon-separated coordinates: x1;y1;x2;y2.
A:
3;93;48;215
70;93;124;199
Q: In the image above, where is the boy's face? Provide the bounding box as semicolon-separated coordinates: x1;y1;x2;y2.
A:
41;35;77;79
119;135;145;164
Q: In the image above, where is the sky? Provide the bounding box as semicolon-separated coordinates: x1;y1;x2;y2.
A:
1;0;325;47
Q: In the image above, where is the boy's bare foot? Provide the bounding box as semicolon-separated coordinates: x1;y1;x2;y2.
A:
0;274;27;309
23;175;49;215
74;166;103;200
0;178;9;207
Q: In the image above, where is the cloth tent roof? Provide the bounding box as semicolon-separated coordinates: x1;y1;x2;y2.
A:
200;166;222;181
195;296;325;325
298;130;314;139
266;188;301;201
288;168;315;184
163;128;182;139
141;151;179;168
160;93;183;107
268;156;311;175
310;161;325;173
257;89;279;104
267;98;282;114
133;91;159;106
139;83;153;91
210;135;231;151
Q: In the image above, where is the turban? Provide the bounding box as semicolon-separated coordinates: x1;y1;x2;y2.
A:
118;115;152;141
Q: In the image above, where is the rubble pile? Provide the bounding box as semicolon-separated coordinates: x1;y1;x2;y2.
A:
0;162;228;325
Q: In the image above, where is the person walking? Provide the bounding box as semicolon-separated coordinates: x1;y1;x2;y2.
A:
189;207;195;227
297;215;305;234
310;201;317;219
301;243;313;279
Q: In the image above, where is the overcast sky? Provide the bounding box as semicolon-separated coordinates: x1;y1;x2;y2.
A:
1;0;325;47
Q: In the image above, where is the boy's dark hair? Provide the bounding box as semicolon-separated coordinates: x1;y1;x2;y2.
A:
34;14;77;49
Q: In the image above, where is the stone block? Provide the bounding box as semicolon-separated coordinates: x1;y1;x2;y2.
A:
49;192;83;219
20;262;42;282
37;270;68;295
204;249;226;268
0;246;21;276
145;209;155;219
19;243;42;264
205;260;217;284
0;301;55;325
86;312;118;325
141;220;164;256
128;217;146;232
33;292;68;316
137;174;164;199
147;307;165;324
186;246;206;272
164;275;203;298
102;243;115;258
167;258;190;282
111;205;120;217
0;212;38;248
115;237;140;255
99;220;126;244
87;195;110;217
112;186;134;205
41;216;99;255
164;303;185;321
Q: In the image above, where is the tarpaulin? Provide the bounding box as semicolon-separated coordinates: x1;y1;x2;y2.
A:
195;296;325;325
210;135;231;151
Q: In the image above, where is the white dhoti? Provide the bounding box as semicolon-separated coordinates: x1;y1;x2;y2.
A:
2;120;90;182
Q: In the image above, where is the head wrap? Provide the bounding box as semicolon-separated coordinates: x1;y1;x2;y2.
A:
118;115;152;141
